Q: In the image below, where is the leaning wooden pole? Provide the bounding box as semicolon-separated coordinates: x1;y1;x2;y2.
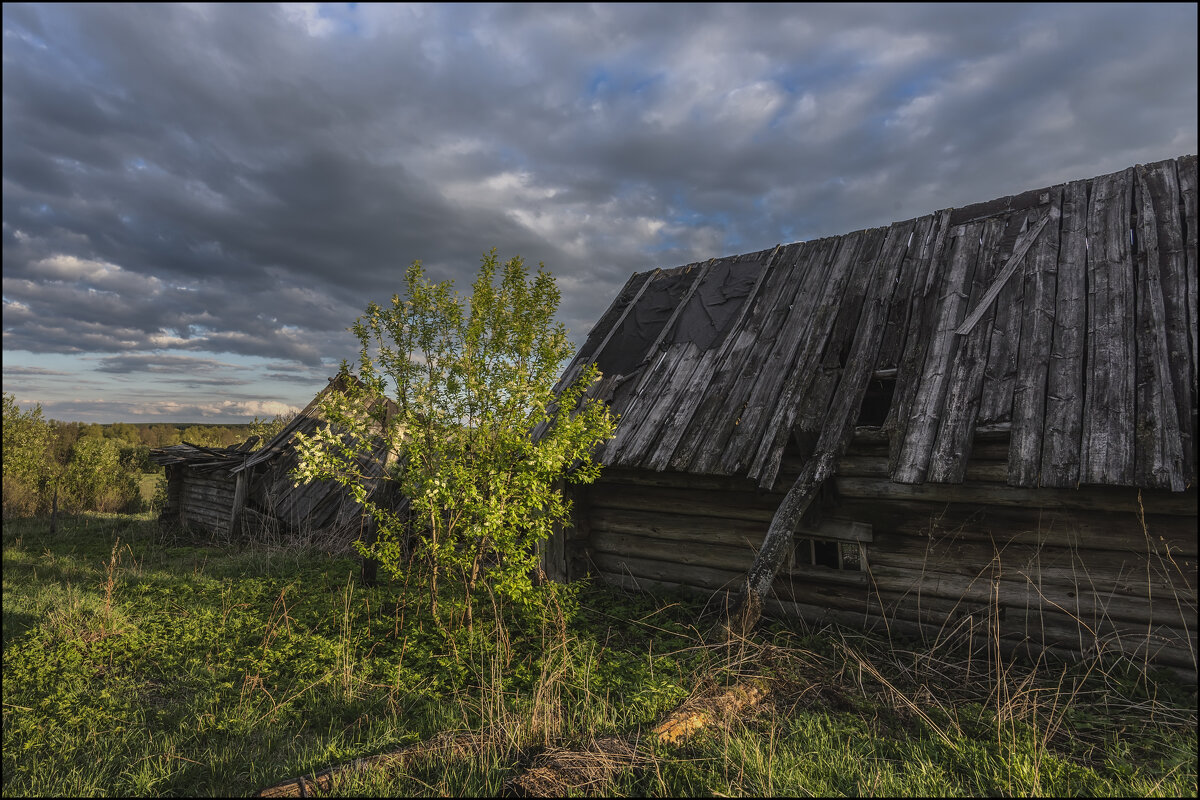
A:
724;454;830;637
725;217;928;636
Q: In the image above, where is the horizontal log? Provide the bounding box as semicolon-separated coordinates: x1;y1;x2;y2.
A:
867;532;1196;591
594;570;734;614
591;530;758;573
836;455;1009;483
835;499;1200;557
589;483;780;522
590;551;745;594
590;508;766;549
834;478;1197;515
866;563;1195;626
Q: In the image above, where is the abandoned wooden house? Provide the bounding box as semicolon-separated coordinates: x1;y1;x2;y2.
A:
542;155;1198;675
150;374;396;542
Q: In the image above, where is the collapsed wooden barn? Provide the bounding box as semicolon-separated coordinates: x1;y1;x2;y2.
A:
151;374;396;541
543;155;1198;675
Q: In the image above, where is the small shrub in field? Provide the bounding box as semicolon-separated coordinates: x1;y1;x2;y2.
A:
294;251;615;619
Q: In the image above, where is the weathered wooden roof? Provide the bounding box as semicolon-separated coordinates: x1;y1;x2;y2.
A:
232;373;396;475
562;155;1197;491
149;440;256;471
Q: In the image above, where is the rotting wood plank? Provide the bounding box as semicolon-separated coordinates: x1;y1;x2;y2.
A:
833;497;1200;556
589;507;768;550
1177;155;1198;412
590;530;759;573
1153;158;1196;486
531;269;657;443
713;239;846;474
712;236;855;475
587;482;781;522
590;551;746;594
865;563;1193;627
1040;180;1090;488
627;249;778;468
975;212;1035;428
894;219;988;483
838;454;1009;483
749;224;896;485
604;260;717;465
669;242;813;472
597;467;761;494
754;223;907;488
928;215;1007;483
1009;189;1063;486
553;270;646;394
865;538;1194;597
1081;167;1137;486
642;347;721;471
646;247;783;471
604;341;699;466
888;211;954;474
1134;162;1187;490
876;215;938;372
724;232;863;477
955;208;1054;336
731;221;919;621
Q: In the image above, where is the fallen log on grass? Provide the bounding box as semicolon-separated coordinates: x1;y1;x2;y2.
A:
507;679;770;797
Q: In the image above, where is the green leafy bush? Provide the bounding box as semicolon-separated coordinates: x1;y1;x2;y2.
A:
294;251;615;617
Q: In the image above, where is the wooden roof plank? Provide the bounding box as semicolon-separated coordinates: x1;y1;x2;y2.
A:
956;209;1055;336
531;270;658;444
602;261;716;465
1081;167;1136;486
1008;189;1064;487
649;247;783;470
678;240;830;474
928;215;1008;483
640;344;719;471
876;214;938;373
1132;162;1187;490
887;210;954;475
893;218;989;483
1158;158;1196;485
706;240;836;471
1176;154;1198;446
725;231;866;476
608;341;701;466
1040;179;1090;488
558;269;656;394
976;214;1032;428
667;244;804;472
756;221;913;489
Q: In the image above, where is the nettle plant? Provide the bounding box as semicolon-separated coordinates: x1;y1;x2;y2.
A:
294;251;614;616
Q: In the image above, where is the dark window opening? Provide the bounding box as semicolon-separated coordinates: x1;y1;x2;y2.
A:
793;537;864;572
857;376;896;427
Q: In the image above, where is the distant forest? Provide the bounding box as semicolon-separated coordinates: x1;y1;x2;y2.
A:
4;392;293;517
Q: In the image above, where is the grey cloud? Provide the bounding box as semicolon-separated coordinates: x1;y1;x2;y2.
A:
1;365;72;377
94;354;240;374
2;3;1196;419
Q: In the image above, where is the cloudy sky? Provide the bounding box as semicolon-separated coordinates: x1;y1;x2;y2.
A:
3;3;1197;423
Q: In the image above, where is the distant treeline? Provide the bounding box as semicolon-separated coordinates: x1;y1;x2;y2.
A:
2;393;292;519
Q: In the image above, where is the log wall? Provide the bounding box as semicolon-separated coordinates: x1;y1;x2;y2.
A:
175;468;238;538
571;432;1198;675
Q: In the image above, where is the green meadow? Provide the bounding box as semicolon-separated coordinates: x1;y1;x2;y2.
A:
3;512;1195;797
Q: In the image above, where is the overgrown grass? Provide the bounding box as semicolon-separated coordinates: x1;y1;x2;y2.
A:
3;513;1196;797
